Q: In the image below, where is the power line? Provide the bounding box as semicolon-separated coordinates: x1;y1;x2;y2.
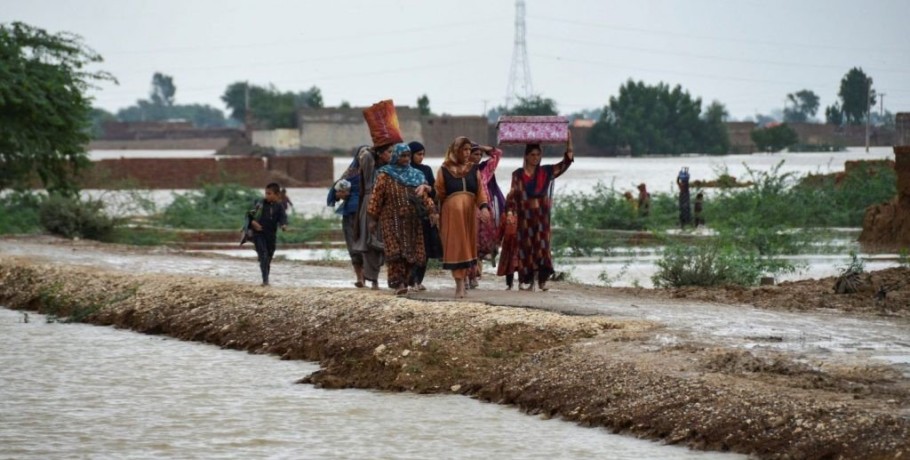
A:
101;20;504;56
530;33;910;76
528;15;910;55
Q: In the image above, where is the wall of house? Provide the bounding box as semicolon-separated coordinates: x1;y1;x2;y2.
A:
252;129;302;151
77;156;333;189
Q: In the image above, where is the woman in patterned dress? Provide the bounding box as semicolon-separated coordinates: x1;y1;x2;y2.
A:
507;134;574;291
368;143;439;295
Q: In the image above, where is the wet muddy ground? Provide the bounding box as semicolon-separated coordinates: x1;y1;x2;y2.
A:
1;236;908;459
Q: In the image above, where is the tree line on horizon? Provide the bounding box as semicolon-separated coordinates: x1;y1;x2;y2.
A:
2;20;898;197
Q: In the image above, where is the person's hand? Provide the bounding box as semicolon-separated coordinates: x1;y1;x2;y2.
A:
566;131;574;160
280;225;288;232
429;213;440;227
416;184;431;198
251;221;263;231
484;145;494;154
479;207;491;223
336;189;350;200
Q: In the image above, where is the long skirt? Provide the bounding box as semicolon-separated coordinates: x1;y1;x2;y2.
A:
440;192;477;279
515;205;554;284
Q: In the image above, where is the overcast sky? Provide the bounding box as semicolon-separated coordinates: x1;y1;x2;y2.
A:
4;0;909;121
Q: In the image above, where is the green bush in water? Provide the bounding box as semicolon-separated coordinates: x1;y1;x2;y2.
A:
0;191;43;234
651;241;795;288
160;183;262;229
38;194;114;240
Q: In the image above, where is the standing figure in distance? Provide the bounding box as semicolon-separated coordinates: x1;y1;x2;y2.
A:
677;167;692;229
637;183;650;218
694;192;705;228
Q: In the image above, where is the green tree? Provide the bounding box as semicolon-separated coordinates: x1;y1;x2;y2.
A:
150;72;175;107
838;67;876;125
0;22;115;195
417;94;431;116
89;107;116;139
339;100;351;109
783;89;820;123
700;101;731;155
751;124;798;152
221;82;323;128
505;95;558;116
589;80;727;155
824;103;844;126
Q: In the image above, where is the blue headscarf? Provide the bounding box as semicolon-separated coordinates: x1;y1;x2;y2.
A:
376;143;426;187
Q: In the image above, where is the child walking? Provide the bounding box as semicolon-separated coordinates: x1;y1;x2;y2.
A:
248;182;288;286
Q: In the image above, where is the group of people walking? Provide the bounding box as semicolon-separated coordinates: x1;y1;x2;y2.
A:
327;135;574;298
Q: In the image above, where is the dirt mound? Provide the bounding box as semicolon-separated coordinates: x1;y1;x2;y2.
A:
657;266;910;316
860;146;910;248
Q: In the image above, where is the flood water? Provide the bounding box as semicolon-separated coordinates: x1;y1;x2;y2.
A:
0;308;741;459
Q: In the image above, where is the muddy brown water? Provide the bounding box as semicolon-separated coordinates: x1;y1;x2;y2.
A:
0;308;741;459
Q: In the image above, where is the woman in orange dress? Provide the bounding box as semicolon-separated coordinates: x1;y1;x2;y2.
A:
436;136;491;298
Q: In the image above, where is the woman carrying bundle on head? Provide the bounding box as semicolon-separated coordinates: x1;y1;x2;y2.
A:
507;133;574;292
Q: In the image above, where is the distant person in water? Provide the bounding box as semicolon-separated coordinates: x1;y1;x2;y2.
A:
248;182;288;286
677;167;692;228
280;188;293;213
637;183;650;218
694;192;705;228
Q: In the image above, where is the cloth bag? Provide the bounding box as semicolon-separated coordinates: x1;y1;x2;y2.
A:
363;100;403;147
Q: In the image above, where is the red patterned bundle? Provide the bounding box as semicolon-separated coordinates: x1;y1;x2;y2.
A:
363;100;403;147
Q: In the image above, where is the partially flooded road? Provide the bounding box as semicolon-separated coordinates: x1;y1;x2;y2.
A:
4;236;909;376
3;236;909;458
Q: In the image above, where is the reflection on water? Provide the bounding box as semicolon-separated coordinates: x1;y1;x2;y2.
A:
0;308;740;459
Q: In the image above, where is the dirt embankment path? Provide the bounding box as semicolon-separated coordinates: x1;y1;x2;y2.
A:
1;240;909;459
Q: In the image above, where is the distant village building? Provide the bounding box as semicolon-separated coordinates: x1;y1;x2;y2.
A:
296;106;488;156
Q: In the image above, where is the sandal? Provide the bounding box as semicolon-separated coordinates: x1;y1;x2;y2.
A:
538;282;549;292
354;281;365;288
395;287;409;296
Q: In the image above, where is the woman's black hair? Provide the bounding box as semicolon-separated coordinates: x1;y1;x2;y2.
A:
524;143;541;155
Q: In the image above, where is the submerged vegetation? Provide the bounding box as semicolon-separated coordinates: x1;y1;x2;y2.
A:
553;160;896;286
0;159;897;288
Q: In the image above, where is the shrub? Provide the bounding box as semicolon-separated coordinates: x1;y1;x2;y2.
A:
651;242;794;288
751;124;799;152
38;194;114;240
0;191;43;234
160;183;262;229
